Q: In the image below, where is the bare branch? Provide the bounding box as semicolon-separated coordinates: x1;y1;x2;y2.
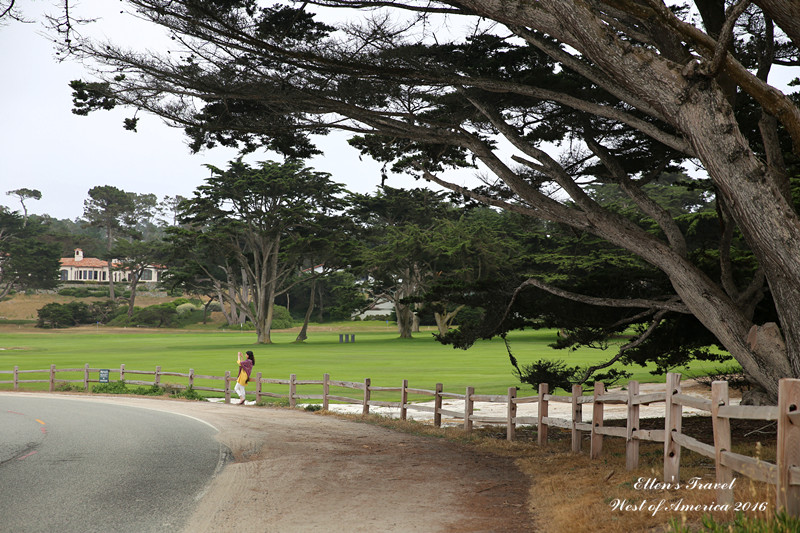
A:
510;277;690;314
576;309;669;384
583;136;688;257
708;0;752;76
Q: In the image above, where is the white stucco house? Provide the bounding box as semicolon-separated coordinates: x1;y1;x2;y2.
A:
59;249;165;284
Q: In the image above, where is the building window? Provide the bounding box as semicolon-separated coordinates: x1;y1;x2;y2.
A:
141;269;153;281
60;270;68;281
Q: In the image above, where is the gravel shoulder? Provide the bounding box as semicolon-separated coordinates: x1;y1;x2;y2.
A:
6;393;533;532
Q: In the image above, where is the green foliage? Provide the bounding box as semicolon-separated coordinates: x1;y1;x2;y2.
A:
0;210;61;297
668;511;800;533
514;358;578;393
271;305;294;329
90;379;205;400
91;380;129;394
58;287;112;298
110;302;179;327
176;302;199;315
36;301;117;328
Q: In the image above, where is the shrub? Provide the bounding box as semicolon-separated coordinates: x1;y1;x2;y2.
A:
176;302;199;315
171;387;205;401
271;305;294;329
92;380;129;394
109;302;179;328
37;303;76;328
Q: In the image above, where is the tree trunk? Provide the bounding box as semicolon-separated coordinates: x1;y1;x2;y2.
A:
295;277;317;342
106;227;115;300
434;305;464;336
458;0;799;398
127;274;139;317
202;297;213;324
107;257;115;300
254;237;280;344
396;300;414;339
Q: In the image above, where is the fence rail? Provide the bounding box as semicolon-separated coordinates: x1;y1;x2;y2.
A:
1;365;798;516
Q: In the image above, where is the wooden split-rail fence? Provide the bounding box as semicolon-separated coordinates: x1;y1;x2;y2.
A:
2;365;799;516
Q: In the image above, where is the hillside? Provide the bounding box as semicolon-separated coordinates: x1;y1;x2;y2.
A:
0;292;180;321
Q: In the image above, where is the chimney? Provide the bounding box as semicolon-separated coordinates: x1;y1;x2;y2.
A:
74;249;84;262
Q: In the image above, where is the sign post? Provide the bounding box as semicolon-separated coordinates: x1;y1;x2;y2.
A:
99;369;110;384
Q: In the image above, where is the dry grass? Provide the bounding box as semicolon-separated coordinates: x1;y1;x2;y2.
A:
325;411;778;533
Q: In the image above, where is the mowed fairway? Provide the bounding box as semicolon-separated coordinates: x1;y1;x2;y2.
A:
0;325;728;399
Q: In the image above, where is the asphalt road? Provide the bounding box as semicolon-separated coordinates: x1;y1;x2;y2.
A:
0;395;227;533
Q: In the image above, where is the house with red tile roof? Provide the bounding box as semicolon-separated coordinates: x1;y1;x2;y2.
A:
59;249;165;284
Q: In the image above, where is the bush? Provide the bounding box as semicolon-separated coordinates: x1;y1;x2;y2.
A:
37;301;94;328
109;302;179;328
271;305;294;329
92;380;129;394
37;303;76;328
176;302;199;315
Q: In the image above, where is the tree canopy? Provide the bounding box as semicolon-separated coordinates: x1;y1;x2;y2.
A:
0;208;61;299
64;0;800;398
173;158;348;343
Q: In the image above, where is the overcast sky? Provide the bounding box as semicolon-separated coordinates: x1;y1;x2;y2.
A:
0;1;429;221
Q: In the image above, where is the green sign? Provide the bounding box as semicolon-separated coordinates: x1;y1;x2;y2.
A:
99;369;110;383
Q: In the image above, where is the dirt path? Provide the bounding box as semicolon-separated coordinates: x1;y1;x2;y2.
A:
16;394;534;532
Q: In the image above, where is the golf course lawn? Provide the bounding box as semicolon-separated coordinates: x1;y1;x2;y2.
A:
0;325;731;400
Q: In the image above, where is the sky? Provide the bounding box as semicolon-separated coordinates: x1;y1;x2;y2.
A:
0;1;431;221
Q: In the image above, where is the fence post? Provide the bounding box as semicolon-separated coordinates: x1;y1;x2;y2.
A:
777;378;800;517
13;365;18;391
49;364;56;392
255;372;262;404
626;381;640;470
664;372;682;483
323;373;330;411
188;368;195;389
154;366;161;387
464;386;474;433
538;383;549;446
591;381;605;459
224;371;231;403
434;383;443;428
711;381;734;506
571;384;583;453
289;374;297;408
507;387;517;441
84;363;90;391
362;378;371;416
400;379;408;420
120;364;125;382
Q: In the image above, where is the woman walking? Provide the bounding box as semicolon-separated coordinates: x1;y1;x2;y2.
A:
234;350;255;405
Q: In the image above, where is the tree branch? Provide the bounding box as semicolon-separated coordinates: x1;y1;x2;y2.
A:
576;309;669;383
582;136;688;257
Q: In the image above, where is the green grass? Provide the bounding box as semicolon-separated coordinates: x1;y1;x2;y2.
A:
0;325;730;401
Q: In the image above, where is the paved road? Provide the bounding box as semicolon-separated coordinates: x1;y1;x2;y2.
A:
0;395;227;533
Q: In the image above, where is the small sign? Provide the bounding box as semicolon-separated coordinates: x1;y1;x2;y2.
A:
99;369;110;384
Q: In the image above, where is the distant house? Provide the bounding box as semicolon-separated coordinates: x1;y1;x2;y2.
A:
59;249;165;284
